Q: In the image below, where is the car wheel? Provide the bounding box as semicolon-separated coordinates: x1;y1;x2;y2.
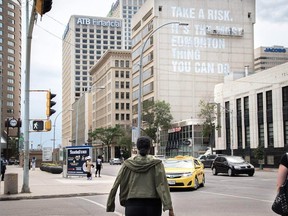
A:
194;177;199;190
201;175;205;187
212;167;217;175
248;172;254;177
228;168;233;176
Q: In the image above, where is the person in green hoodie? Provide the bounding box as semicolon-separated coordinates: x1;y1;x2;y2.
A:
106;136;174;216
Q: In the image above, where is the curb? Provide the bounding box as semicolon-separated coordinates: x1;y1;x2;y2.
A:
0;192;109;201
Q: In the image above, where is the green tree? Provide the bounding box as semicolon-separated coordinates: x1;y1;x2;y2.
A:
89;125;124;160
142;100;173;142
118;129;133;159
198;100;219;154
253;145;264;170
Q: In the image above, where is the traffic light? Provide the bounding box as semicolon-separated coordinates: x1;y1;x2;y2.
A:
46;91;56;117
35;0;52;16
45;120;52;131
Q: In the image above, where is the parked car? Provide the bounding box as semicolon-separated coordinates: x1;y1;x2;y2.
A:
109;158;122;165
211;155;255;177
201;154;225;168
8;157;19;165
163;155;205;190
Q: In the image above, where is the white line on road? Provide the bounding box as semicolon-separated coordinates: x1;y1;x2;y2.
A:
76;197;123;216
199;191;273;203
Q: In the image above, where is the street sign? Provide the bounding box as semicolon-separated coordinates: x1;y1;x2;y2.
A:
32;120;44;131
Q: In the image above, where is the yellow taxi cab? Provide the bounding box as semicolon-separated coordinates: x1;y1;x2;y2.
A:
163;155;205;190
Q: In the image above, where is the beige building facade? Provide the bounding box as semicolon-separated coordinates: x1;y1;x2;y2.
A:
131;0;256;155
0;0;22;156
254;45;288;72
62;16;123;147
108;0;146;50
90;50;132;160
214;62;288;167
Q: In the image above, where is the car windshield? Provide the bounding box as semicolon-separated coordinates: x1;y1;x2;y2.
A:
163;160;194;169
226;157;245;163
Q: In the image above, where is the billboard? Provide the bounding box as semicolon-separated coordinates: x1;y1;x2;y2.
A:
65;146;92;176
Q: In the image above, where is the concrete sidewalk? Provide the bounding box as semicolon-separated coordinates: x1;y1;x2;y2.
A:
0;165;115;201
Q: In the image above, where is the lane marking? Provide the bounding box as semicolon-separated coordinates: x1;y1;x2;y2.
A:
199;191;273;203
76;197;123;216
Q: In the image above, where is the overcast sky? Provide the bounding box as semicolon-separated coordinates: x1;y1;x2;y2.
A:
23;0;288;148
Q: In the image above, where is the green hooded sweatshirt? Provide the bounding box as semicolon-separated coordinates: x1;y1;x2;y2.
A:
106;155;173;212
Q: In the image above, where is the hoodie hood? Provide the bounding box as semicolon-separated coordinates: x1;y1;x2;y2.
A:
124;155;162;173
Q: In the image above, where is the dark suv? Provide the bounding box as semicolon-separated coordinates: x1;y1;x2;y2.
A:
211;155;255;176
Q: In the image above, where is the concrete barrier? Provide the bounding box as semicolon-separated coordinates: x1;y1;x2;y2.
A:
4;173;18;194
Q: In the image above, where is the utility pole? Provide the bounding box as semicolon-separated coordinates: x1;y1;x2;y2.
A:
22;0;37;193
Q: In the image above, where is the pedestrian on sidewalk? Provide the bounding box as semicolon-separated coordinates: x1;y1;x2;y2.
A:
1;159;6;181
85;156;94;180
106;136;174;216
95;155;103;177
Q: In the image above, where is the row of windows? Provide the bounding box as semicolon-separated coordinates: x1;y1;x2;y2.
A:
115;70;130;78
115;60;130;67
75;43;121;49
75;29;121;35
115;113;130;121
115;92;130;99
224;87;288;150
75;38;122;44
115;102;130;110
115;81;130;89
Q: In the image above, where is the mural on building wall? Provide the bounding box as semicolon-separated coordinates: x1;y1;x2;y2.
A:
170;6;245;74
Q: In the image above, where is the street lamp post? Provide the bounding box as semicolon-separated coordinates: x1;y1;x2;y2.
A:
52;109;73;150
136;21;189;139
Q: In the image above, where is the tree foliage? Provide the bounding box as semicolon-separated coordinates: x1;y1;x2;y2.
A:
142;100;173;142
90;124;124;146
118;128;133;159
253;145;264;161
89;125;124;160
198;100;219;137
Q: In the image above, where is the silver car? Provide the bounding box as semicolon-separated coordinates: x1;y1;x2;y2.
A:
109;158;122;165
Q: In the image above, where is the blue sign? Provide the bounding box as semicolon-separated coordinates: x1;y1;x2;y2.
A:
264;48;286;53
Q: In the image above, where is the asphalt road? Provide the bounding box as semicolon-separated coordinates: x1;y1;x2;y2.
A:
0;166;278;216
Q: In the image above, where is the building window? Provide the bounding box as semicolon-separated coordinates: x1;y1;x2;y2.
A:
115;92;119;99
115;113;119;120
115;71;119;77
115;103;119;110
115;60;119;67
283;87;288;145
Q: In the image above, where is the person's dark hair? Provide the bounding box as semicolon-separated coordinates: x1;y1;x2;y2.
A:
137;136;151;156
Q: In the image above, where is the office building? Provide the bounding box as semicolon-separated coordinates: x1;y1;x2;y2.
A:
90;49;132;160
108;0;146;50
254;45;288;72
131;0;255;156
0;0;22;157
214;62;288;167
62;15;123;147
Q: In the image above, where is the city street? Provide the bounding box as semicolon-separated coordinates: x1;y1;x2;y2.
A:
0;165;277;216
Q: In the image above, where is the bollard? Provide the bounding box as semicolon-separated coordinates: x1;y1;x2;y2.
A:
4;173;18;194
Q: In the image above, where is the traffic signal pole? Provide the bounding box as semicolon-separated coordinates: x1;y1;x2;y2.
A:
22;1;37;193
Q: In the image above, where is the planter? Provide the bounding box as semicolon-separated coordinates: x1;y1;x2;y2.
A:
40;164;63;174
